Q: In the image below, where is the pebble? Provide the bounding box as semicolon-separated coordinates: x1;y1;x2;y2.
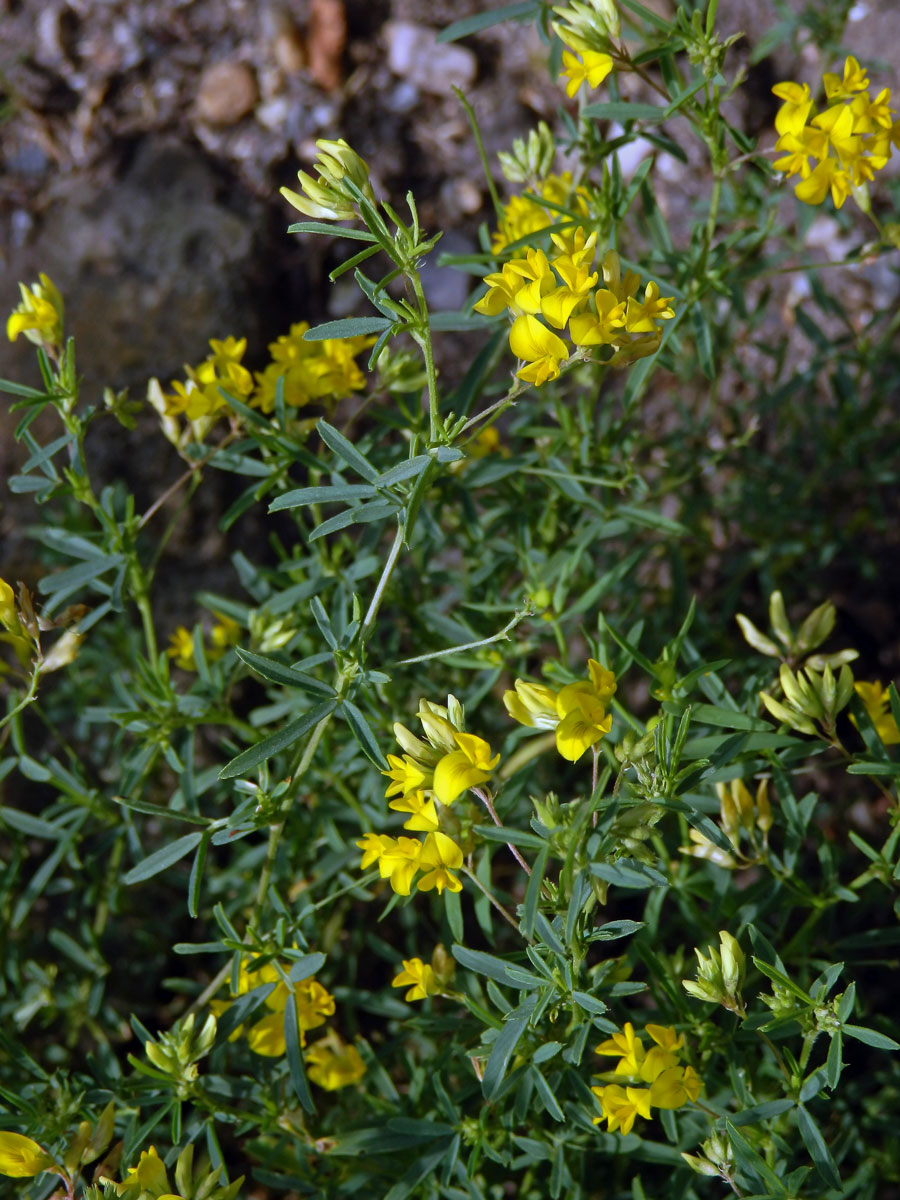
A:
384;21;477;95
195;61;258;126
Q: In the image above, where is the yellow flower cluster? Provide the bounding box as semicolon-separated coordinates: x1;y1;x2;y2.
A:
854;680;900;745
773;56;899;209
490;172;589;255
356;697;500;896
591;1023;702;1135
504;658;616;761
475;230;674;386
212;954;364;1088
149;324;372;446
6;274;64;349
167;615;241;671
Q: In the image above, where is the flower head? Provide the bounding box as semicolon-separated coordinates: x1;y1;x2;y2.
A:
305;1031;366;1090
7;274;64;348
433;731;500;805
391;957;440;1001
0;1132;54;1179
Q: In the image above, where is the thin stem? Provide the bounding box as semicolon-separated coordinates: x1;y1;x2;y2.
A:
395;606;529;666
462;866;520;932
362;523;404;637
0;666;40;732
452;86;503;220
473;787;531;877
409;272;441;442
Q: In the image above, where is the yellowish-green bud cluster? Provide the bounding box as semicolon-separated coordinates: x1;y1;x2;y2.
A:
683;931;746;1015
281;138;374;221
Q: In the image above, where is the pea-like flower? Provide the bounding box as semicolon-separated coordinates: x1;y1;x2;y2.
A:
305;1031;366;1090
391;957;440;1001
6;274;64;349
432;731;501;806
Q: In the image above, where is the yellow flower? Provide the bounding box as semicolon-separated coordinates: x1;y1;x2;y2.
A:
473;261;532;316
216;957;335;1057
590;1083;652;1135
508;314;569;386
362;834;422;895
383;753;429;798
305;1032;366;1090
209;615;241;656
503;679;559;729
555;659;616;761
388;789;440;832
854;681;900;745
416;831;464;894
569;288;626;346
596;1021;645;1075
432;731;500;805
0;1131;54;1178
823;55;870;102
6;274;64;347
624;280;675;333
391;957;440;1001
560;48;613;98
490;172;587;254
0;577;18;631
649;1064;702;1108
167;626;196;670
772;81;814;136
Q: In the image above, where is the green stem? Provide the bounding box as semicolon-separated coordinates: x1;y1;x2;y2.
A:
452;86;502;219
0;665;40;732
462;866;521;933
409;273;441;442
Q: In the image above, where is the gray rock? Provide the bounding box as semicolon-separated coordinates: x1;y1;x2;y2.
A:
384;21;477;96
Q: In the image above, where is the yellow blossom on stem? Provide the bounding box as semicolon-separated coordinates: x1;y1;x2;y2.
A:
0;1131;55;1178
853;681;900;745
555;660;616;762
167;626;197;671
388;789;440;832
6;274;64;348
391;957;440;1001
305;1031;366;1090
383;753;429;798
432;731;500;805
416;831;464;894
560;48;613;98
503;679;559;730
569;288;626;346
508;314;569;386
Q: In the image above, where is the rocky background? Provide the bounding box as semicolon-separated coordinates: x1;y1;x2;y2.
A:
1;0;898;634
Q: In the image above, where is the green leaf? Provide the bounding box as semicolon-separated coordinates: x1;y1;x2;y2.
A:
662;701;769;731
287;952;327;981
444;888;464;942
308;499;397;541
38;554;125;595
582;101;667;122
283;993;315;1114
796;1104;841;1188
340;700;386;766
842;1024;900;1050
218;700;337;779
0;806;64;839
123;832;204;885
235;647;336;696
452;944;540;989
287;221;377;241
483;1014;529;1099
589;858;668;889
521;844;549;940
436;1;538;41
530;1066;565;1121
316;420;381;483
303;317;394;341
730;1099;795;1126
375;455;432;488
268;484;376;510
188;831;211;919
724;1120;789;1195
